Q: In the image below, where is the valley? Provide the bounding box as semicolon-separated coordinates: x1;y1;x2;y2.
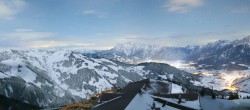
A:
1;36;250;109
1;0;250;109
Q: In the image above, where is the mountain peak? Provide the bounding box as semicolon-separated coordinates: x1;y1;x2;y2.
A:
232;35;250;45
111;42;160;55
241;35;250;42
113;42;160;49
204;40;230;49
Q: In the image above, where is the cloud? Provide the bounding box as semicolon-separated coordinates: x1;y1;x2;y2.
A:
123;35;142;40
117;34;143;43
163;0;203;13
155;31;248;46
0;29;57;48
82;10;108;18
28;41;95;48
231;7;250;14
0;40;96;49
0;29;101;49
0;0;26;20
114;31;249;47
82;10;97;14
1;29;57;40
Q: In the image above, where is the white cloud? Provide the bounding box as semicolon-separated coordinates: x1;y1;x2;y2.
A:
1;29;57;40
231;7;250;14
15;28;33;32
123;35;142;40
113;31;250;47
28;41;95;48
154;31;249;47
163;0;203;13
117;34;142;43
82;10;108;18
0;29;102;49
96;33;104;36
82;10;97;14
0;0;26;20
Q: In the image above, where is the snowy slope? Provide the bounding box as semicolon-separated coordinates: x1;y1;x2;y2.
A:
126;93;179;110
234;73;250;93
200;96;250;110
0;49;198;108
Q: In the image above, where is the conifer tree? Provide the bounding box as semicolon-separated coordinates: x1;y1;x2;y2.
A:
200;87;205;97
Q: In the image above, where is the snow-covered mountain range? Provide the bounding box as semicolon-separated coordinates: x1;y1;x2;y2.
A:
85;36;250;70
84;42;192;64
82;36;250;96
0;49;198;108
189;36;250;70
1;36;250;108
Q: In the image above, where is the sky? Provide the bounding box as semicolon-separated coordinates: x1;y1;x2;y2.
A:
0;0;250;50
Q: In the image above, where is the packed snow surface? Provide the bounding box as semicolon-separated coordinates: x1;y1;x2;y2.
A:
126;93;179;110
200;96;250;110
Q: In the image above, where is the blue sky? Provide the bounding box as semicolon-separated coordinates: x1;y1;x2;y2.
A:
0;0;250;49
